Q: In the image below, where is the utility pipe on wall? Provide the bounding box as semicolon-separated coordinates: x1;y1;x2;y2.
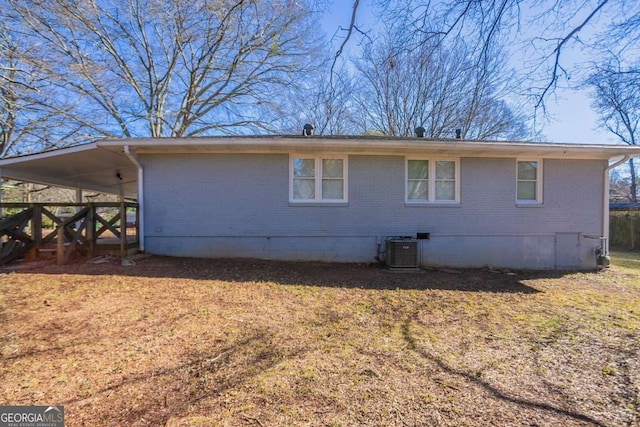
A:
124;145;145;252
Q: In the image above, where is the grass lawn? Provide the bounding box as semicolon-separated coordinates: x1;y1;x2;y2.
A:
1;253;639;426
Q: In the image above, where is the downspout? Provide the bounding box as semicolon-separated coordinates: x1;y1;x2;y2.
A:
603;154;630;255
124;146;145;252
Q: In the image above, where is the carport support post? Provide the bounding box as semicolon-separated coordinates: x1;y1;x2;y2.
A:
75;187;83;230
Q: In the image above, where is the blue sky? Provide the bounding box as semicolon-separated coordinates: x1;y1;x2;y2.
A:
321;1;615;144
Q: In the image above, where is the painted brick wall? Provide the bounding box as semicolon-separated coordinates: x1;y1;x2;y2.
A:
140;153;606;268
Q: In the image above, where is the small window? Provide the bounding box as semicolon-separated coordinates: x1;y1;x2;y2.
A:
517;160;542;204
290;155;347;202
406;158;459;203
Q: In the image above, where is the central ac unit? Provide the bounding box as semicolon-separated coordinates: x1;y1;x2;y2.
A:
385;238;419;268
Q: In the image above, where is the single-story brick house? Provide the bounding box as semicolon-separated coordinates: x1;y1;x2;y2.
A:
1;135;639;269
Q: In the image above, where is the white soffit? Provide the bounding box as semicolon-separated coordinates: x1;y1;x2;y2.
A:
0;143;138;198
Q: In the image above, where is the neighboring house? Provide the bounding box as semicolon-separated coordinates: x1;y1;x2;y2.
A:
1;135;640;269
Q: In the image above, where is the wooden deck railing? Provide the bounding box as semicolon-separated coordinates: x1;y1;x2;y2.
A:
0;202;138;265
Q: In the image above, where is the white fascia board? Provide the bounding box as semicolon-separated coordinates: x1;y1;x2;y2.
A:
0;142;100;166
101;137;640;160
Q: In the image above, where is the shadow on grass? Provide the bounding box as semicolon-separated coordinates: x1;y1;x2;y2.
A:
4;256;581;293
60;327;304;426
400;316;608;427
1;308;196;362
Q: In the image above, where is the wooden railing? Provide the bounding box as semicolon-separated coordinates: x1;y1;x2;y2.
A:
0;202;138;265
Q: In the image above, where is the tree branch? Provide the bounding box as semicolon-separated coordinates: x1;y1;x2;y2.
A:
535;0;610;109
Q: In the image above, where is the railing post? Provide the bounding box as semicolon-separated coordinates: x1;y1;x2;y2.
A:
87;203;95;257
31;204;43;259
57;223;65;265
135;203;140;248
119;201;126;259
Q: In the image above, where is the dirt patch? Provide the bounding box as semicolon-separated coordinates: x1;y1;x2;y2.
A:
1;255;639;426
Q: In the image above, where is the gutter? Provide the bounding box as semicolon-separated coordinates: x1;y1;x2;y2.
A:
124;145;145;252
603;154;630;255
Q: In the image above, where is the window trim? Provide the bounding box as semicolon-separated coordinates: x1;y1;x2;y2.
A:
405;157;460;204
516;159;543;205
289;154;348;203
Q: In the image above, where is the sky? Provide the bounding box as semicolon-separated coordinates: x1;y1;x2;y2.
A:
321;1;616;145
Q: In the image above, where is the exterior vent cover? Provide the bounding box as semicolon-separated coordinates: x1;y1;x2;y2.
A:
386;238;418;268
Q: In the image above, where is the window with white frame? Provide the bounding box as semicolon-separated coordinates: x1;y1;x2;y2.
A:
516;159;542;203
290;155;347;202
406;158;459;203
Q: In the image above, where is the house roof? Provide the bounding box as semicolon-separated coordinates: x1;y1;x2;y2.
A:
1;136;640;199
99;136;640;159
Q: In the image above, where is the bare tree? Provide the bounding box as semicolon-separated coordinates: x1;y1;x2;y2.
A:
0;33;19;156
586;58;640;202
336;0;640;110
609;169;637;203
1;22;65;157
275;61;360;136
352;29;532;139
1;0;322;146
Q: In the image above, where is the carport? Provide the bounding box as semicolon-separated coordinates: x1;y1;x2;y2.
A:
0;143;142;264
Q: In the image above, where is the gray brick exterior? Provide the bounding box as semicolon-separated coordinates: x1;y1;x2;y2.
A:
140;153;606;269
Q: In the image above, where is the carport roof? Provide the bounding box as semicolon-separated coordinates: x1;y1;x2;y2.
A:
1;136;640;199
0;143;138;198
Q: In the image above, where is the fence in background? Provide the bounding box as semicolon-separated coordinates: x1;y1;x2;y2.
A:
610;211;640;250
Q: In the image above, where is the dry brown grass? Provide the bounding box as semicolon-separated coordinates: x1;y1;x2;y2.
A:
1;253;639;426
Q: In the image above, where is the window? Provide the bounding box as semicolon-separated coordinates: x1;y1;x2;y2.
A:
406;158;459;203
290;155;347;202
517;159;542;204
407;160;429;200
